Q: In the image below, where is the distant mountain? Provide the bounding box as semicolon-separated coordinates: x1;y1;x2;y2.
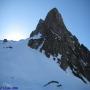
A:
28;8;90;83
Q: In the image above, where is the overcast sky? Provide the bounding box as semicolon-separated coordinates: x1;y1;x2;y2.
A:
0;0;90;49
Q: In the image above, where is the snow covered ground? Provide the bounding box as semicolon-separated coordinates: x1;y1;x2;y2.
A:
0;39;90;90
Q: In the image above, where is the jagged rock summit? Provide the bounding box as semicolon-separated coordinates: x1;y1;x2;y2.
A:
28;8;90;83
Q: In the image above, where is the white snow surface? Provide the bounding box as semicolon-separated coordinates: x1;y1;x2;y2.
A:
0;39;90;90
30;33;42;39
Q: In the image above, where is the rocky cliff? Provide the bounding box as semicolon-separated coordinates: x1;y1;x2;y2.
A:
28;8;90;83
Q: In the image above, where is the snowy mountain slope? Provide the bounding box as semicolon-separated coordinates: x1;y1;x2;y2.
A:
0;39;90;90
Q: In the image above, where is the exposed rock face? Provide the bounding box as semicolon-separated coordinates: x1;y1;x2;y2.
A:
28;8;90;83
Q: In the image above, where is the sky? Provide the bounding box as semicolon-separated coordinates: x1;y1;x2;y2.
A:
0;0;90;49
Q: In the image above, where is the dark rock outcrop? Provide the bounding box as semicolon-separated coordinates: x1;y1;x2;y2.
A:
3;39;8;42
28;8;90;83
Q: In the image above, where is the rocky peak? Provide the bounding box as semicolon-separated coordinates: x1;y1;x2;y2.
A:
45;8;62;23
28;8;90;83
30;19;44;37
45;8;66;33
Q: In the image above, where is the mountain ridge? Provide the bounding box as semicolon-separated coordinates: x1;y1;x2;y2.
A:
28;8;90;83
0;8;90;90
